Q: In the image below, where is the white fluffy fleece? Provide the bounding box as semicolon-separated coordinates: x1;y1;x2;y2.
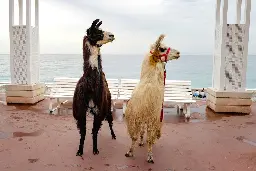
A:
87;42;100;70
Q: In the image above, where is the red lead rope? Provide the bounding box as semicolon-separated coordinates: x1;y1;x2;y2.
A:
160;69;166;122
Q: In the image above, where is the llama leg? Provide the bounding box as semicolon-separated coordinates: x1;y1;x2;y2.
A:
139;124;145;147
92;118;102;155
146;128;155;163
106;112;116;139
76;117;86;156
125;137;137;157
147;144;154;164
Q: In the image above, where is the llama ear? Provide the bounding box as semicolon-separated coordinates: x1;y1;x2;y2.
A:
91;19;100;29
155;34;165;49
95;21;102;29
150;34;165;58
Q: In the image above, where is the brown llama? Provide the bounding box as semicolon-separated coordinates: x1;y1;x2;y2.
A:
124;34;180;163
73;19;116;156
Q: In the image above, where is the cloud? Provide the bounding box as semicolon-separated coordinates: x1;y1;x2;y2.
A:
0;0;255;55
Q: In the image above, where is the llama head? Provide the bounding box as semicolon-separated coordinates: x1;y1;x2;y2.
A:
86;19;115;47
150;34;180;63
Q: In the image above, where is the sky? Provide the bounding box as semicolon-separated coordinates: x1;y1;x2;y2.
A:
0;0;256;55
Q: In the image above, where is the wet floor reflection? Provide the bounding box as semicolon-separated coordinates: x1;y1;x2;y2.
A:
242;139;256;147
0;131;11;139
13;129;44;138
0;129;44;139
236;136;256;147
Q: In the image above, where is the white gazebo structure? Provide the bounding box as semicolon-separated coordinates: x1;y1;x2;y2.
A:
6;0;45;104
207;0;253;114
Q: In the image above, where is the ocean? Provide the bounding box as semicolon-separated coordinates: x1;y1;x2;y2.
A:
0;54;255;89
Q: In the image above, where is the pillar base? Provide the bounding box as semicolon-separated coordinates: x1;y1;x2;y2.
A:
206;88;253;114
5;83;45;104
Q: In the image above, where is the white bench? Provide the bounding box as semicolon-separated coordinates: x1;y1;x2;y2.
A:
164;80;196;118
247;89;256;102
106;78;119;100
45;77;78;114
45;77;119;114
0;82;9;91
0;82;9;105
118;79;140;113
105;78;119;111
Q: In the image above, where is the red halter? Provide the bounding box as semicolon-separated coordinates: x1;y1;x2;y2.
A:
149;48;170;122
150;47;171;62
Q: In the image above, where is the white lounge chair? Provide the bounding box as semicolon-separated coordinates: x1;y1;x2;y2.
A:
164;80;196;118
44;77;78;114
118;79;140;114
0;82;9;105
246;88;256;102
45;77;119;114
105;78;119;111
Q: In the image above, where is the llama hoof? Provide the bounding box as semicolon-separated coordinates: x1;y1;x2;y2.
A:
147;158;154;164
76;150;83;156
156;131;161;139
93;149;99;155
185;114;190;119
112;135;116;139
125;151;133;157
139;142;144;147
147;153;154;163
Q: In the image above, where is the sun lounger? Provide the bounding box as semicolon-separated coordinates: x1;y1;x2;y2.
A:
45;77;119;114
118;79;196;118
0;82;9;105
164;80;196;118
118;79;139;114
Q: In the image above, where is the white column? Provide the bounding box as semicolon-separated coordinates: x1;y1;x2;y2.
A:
221;0;228;25
19;0;23;25
236;0;242;24
244;0;251;26
241;0;251;90
218;0;228;91
35;0;40;82
26;0;32;84
212;0;221;88
9;0;14;84
9;0;14;30
35;0;39;27
215;0;221;25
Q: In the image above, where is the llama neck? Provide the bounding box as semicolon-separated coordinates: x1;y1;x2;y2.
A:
83;42;101;73
140;54;164;83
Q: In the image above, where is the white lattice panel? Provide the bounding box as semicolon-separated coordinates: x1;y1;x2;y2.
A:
10;25;40;85
224;24;245;91
12;26;28;84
